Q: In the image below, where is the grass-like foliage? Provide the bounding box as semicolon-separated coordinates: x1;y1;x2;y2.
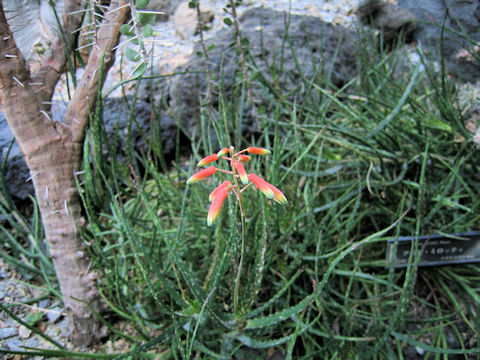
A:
1;16;480;360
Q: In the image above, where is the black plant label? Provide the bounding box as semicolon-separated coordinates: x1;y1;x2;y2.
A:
386;231;480;268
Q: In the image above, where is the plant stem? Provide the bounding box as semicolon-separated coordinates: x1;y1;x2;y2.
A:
231;152;247;320
127;0;149;62
234;192;246;319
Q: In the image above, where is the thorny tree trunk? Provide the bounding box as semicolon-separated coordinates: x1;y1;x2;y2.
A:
0;0;128;346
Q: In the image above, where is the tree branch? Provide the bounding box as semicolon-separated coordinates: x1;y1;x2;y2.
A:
0;0;63;155
0;0;31;93
65;0;129;142
32;0;85;107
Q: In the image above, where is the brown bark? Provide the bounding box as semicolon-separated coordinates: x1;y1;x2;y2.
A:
0;0;128;346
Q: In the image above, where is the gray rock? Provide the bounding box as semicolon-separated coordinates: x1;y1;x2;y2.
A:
5;338;23;351
357;0;419;46
166;7;358;138
173;1;215;39
0;327;18;340
18;325;32;339
359;0;480;82
99;97;178;163
444;325;461;351
24;337;38;348
0;117;34;201
0;266;9;279
38;298;50;309
147;0;185;21
46;306;63;323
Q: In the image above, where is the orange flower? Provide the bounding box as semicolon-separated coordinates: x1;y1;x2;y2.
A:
207;186;230;226
248;173;274;199
197;154;219;167
209;180;232;202
189;146;287;227
246;147;271;155
233;161;249;185
187;166;217;184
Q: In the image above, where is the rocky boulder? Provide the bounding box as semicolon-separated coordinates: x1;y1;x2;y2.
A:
0;120;33;202
172;1;215;39
162;7;358;138
398;0;480;81
358;0;480;82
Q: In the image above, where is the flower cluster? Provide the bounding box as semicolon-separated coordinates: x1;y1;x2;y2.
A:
187;146;287;226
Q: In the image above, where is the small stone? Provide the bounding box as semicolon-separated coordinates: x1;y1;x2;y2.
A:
415;346;425;355
0;266;9;279
18;325;32;339
24;338;37;348
6;338;23;351
46;306;63;323
0;327;18;339
38;298;50;309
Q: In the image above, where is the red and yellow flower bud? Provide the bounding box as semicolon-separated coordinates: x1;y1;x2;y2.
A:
197;154;219;167
248;173;274;199
207;186;230;226
209;180;232;202
217;147;229;157
268;183;288;205
187;166;217;184
234;161;249;185
246;147;271;155
238;155;251;162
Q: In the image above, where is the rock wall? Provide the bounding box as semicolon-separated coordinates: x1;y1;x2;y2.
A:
166;7;358;138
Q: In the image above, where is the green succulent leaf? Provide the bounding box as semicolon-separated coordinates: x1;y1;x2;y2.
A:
141;24;153;37
120;24;135;37
137;12;156;26
131;62;147;79
135;0;149;8
24;312;43;326
125;47;141;62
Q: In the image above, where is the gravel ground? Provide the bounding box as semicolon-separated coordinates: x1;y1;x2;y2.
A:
0;258;70;359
